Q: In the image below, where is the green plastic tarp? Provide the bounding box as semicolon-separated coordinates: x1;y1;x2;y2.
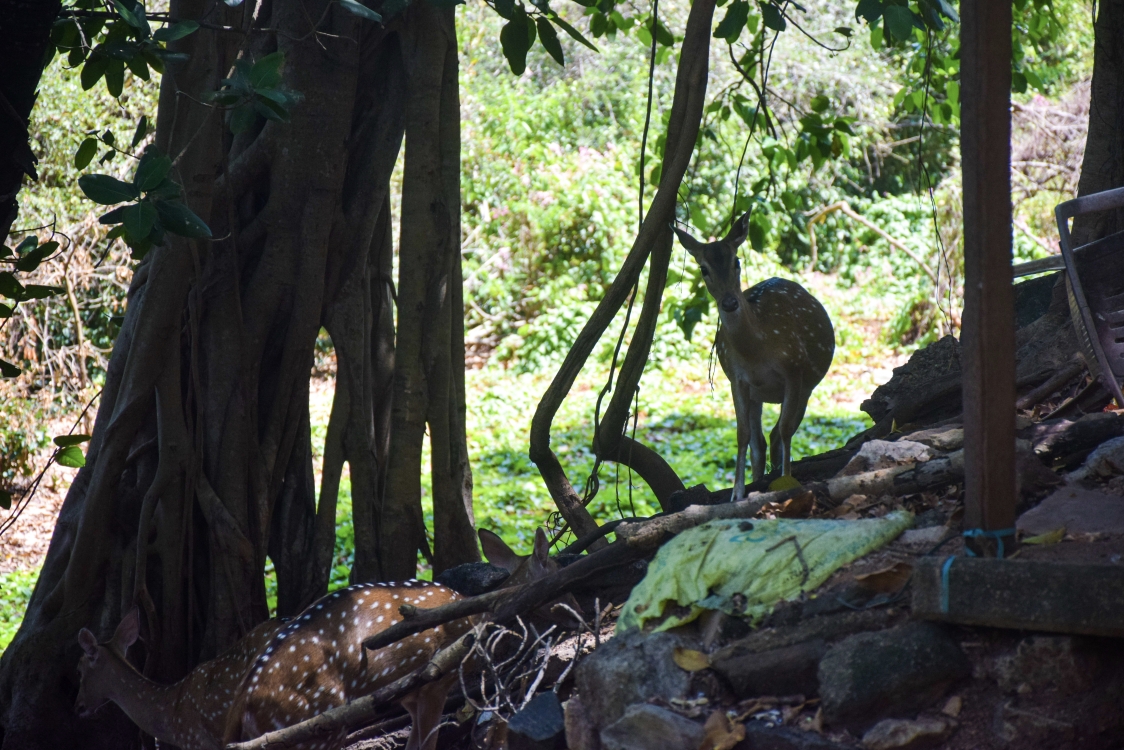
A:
618;510;913;632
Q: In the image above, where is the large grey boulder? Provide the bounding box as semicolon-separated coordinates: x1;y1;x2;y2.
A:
818;622;969;732
573;629;695;731
599;704;704;750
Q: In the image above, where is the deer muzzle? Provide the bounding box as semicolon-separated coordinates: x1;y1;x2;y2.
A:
721;293;740;313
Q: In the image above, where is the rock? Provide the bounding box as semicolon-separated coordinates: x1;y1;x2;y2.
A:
711;639;826;698
433;561;509;596
574;630;695;731
508;692;566;749
861;336;962;426
818;622;970;732
901;427;964;453
564;696;600;750
992;636;1102;695
599;704;704;750
1069;436;1124;482
736;721;856;749
1016;486;1124;536
840;440;934;476
897;526;948;550
860;716;956;750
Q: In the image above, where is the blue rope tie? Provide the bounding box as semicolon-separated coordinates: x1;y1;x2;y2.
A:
962;527;1016;559
939;527;1016;614
940;556;956;614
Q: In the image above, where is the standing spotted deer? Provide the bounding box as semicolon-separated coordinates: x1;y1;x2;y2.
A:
76;528;562;750
674;213;835;499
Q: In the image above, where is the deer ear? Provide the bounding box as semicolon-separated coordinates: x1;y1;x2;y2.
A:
672;225;706;255
724;211;751;248
479;529;520;573
111;607;140;653
532;527;551;566
78;628;99;659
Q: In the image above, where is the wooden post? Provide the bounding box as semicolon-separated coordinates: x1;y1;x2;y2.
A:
959;0;1016;553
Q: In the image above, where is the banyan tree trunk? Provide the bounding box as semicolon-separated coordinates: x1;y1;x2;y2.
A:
0;0;477;745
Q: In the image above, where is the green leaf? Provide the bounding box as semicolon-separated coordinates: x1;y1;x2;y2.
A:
550;15;598;51
134;150;172;191
0;358;20;378
113;0;150;33
81;56;110;90
933;0;957;22
653;18;673;45
834;25;853;36
714;0;749;39
500;16;532;75
15;243;57;273
99;206;128;225
23;285;65;299
131;115;148;148
152;20;199;41
1011;70;1027;94
127;53;150;80
123;201;157;239
15;237;37;254
53;434;92;447
0;273;25;300
589;11;607;37
339;0;383;20
945;79;959;103
80;174;140;204
249;52;285;89
882;5;914;40
0;246;10;260
810;94;830;112
0;490;10;510
74;137;98;169
56;445;86;468
760;2;786;30
494;0;514;18
154;200;212;238
228;104;256;133
854;0;882;23
0;303;12;318
536;17;564;65
105;60;126;97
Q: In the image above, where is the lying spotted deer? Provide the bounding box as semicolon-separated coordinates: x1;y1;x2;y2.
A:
674;213;835;500
76;527;563;750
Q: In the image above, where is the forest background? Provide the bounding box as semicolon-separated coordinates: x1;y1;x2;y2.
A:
0;0;1092;650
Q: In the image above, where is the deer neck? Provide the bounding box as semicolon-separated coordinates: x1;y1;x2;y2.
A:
99;652;192;748
717;294;760;349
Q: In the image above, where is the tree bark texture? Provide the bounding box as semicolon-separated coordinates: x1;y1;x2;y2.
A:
1073;0;1124;246
0;0;476;745
529;0;714;538
0;0;60;238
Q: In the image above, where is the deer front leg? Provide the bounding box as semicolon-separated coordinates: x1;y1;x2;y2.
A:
402;671;456;750
771;376;809;478
731;384;764;500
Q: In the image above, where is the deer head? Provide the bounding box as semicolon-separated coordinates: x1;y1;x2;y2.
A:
673;212;751;315
479;527;582;620
75;607;141;718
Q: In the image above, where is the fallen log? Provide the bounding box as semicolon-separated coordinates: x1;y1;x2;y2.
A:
1027;410;1124;464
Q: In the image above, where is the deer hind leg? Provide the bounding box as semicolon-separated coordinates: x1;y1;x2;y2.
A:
771;377;809;478
402;672;456;750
